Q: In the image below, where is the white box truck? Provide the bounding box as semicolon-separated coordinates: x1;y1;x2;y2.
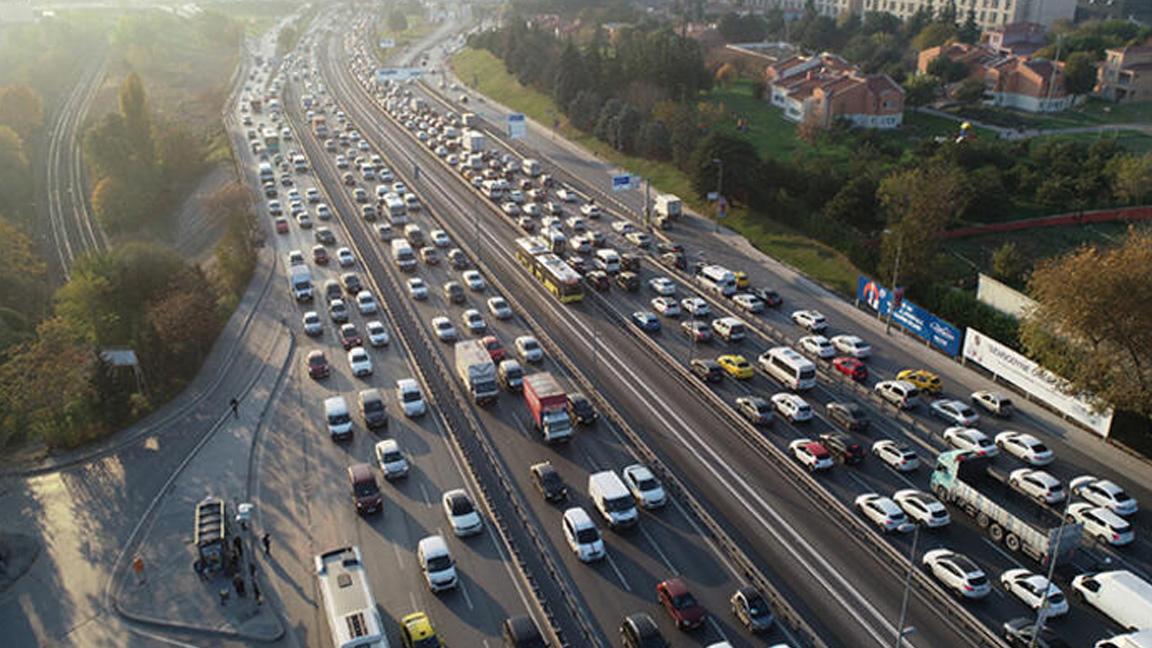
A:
462;130;486;153
1072;570;1152;632
521;158;541;177
1097;630;1152;648
455;340;499;404
654;194;682;220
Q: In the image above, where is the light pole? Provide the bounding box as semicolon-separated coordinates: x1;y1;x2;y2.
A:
1028;497;1074;648
712;157;723;233
894;522;920;648
884;228;903;336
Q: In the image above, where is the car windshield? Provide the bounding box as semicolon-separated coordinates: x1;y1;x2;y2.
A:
381;450;401;462
672;593;698;609
636;477;659;491
354;481;378;497
575;527;599;543
410;637;439;648
449;496;474;515
745;593;768;615
363;400;384;413
425;555;452;571
605;496;633;512
309;355;326;366
969;574;988;587
402;391;421;403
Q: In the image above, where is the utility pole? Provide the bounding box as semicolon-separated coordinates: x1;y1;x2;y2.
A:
712;158;723;234
885;229;903;335
894;523;920;648
1028;497;1074;648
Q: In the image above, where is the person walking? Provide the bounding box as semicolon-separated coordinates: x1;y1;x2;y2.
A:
232;536;243;559
261;532;271;556
252;579;262;606
229;397;240;419
232;574;246;598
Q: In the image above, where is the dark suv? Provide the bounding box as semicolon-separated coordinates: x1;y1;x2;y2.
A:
530;462;568;502
348;463;382;515
620;612;668;648
819;433;865;465
690;359;723;383
827;401;870;432
567;392;598;425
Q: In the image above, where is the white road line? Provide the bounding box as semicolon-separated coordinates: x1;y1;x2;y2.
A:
409;590;419;614
981;538;1027;571
580;450;600;471
393;541;406;570
604;551;632;592
845;472;873;492
458;577;475;611
706;617;729;644
637;523;676;572
419;481;431;506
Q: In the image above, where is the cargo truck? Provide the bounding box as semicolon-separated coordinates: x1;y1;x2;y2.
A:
289;265;313;302
654;194;682;221
455;340;499;404
931;450;1081;565
523;372;572;443
463;130;486;153
462;112;477;128
522;158;541;177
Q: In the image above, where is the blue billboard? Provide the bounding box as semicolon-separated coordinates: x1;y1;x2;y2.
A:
857;276;963;357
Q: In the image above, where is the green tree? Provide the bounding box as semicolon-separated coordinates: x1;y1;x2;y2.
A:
83;113;134;181
957;10;980;43
927;55;969;83
990;242;1029;283
0;126;31;217
552;43;586;110
0;85;44;142
276;25;298;58
953;77;986;104
155;122;203;183
118;73;154;168
387;10;409;33
903;74;941;107
911;22;956;51
1063;52;1098;96
876;164;968;289
91;175;144;232
688;132;762;205
1107;154;1152;204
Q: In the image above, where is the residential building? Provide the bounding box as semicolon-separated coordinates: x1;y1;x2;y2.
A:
1096;43;1152;103
917;42;1001;76
793;0;1079;30
983;57;1072;112
981;22;1047;57
766;53;904;128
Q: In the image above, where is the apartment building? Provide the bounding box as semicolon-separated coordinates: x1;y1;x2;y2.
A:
1095;43;1152;103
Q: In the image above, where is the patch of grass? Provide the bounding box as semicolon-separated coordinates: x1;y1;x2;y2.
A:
941;97;1152;131
1035;130;1152;154
726;209;860;295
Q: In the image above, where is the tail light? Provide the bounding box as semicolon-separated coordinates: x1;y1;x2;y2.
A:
1113;533;1120;542
963;584;973;592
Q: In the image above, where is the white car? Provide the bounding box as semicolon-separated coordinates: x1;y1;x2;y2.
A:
287;249;305;266
305;187;321;203
557;189;578;203
375;439;409;479
391;182;407;196
487;296;513;320
922;549;990;599
427;229;450;248
569;236;592;254
892;489;950;528
501;202;521;216
316;203;332;220
994;431;1053;466
830;335;871;358
396;378;426;417
565;216;587;232
854;493;914;533
798;335;835;359
651;297;681;317
872;440;920;472
680;297;710;318
1000;569;1069;616
648;277;676;296
1066;502;1134;546
562;507;605;563
1069;475;1138;516
431;316;458;342
788;438;833;471
515;335;543;363
442;489;483;536
302;311;322;336
417;535;457;592
1008;468;1065;504
347;347;373;377
625;231;651;248
730;293;764;313
462;270;486;291
579;202;601;216
461;309;487;334
610;220;634;234
771;393;813;422
407;277;428;300
930;400;980;427
523;203;542;217
943;427;998;457
355;290;378;315
971;390;1013;417
365;320;390;347
508;190;525;204
790;309;827;332
336;247;355;267
622;464;667;509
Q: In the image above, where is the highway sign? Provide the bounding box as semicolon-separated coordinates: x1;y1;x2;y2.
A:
507;113;526;139
611;174;634;192
375;68;424;83
379;38;396;48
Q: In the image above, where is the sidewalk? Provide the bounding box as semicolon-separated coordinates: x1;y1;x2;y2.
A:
110;328;293;642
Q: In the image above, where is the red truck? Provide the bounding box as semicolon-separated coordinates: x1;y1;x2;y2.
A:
523;372;572;443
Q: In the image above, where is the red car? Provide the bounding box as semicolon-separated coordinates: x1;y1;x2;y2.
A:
274;216;289;234
338;323;362;350
656;578;706;630
833;356;868;381
313;245;329;265
306;350;330;379
481;335;506;362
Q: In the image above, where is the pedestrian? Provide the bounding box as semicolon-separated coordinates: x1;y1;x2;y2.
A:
261;532;271;556
233;536;243;559
232;574;246;598
248;561;256;579
219;588;230;606
229;397;240;419
252;579;262;606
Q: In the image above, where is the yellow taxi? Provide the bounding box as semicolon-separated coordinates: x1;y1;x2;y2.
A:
896;369;942;395
400;611;442;648
733;270;750;289
717;354;755;380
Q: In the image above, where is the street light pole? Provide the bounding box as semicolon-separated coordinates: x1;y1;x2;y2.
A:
712;157;723;233
885;230;903;336
1029;497;1074;648
894;522;920;648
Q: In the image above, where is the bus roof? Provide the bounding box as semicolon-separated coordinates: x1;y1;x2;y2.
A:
315;546;383;648
516;236;550;257
537;254;581;284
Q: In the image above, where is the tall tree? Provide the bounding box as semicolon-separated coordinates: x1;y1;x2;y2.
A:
552;43;585;110
688;132;762;205
1107;154;1152;204
990;242;1028;283
876;164;968;289
0;85;44;142
117;73;154;168
957;10;980;43
903;74;941;107
1063;52;1098;96
0;126;31;218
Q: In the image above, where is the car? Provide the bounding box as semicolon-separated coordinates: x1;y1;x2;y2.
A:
565;216;587;232
771;393;813;422
788;439;833;471
819;433;864;465
717;354;754;379
579;202;601;217
462;270;486;291
943;427;998;457
1001;617;1071;648
481;335;506;362
828;334;871;358
855;493;915;533
335;154;348;168
355;290;378;315
443;281;465;304
610;220;634;235
347;347;373;377
832;356;868;381
625;231;651;248
430;229;450;247
750;287;783;307
731;293;764;313
562;507;605;562
656;578;706;630
341;272;362;294
530;462;568;502
896;369;942;395
647;277;676;296
680;297;710;318
1070;503;1135;547
399;611;440;648
419;247;440;266
274;216;289;233
336;247;355;267
585;269;610;291
365;321;390;347
396;378;426;417
893;489;950;528
650;297;680;317
407;277;428;300
306;350;330;379
735;396;774;426
431;317;457;343
872;439;920;472
460;309;487;335
616;271;640;291
622;464;667;509
296;212;313;229
922;549;990;599
1069;475;1138;516
360;204;378;221
352;187;368;203
995;431;1054;466
501;202;521;216
631;311;660;332
486;296;513;320
312;245;329;265
315;226;336;245
1008;468;1065;504
729;587;774;633
328;299;350;323
267;200;283;216
690;359;723;383
348;463;382;515
931;399;980;427
416;535;457;592
798;335;835;359
790;309;827;332
567;392;598;425
338;323;362;349
620;612;667;648
514;335;543;363
1000;569;1069;616
315;203;332;220
682;320;711;343
442;489;483;537
971;390;1013;417
447;248;468;269
375;439;409;479
302;311;322;336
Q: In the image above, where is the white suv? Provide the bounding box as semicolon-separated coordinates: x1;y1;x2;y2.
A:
790;309;827;332
922;549;990;599
788;439;833;472
622;464;667;509
854;493;914;533
562;507;605;562
771;393;812;422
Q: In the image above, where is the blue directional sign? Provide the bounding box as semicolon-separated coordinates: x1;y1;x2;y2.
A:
611;174;633;192
507;113;526;139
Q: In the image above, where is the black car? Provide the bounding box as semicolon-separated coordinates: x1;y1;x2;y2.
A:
620;253;642;272
827;401;870;432
661;252;686;270
616;271;640;292
585;270;611;291
752;287;783;307
443;281;465;304
620;612;668;648
315;227;336;245
447;248;468;270
341;272;362;295
819;433;865;465
690;359;723;383
263;183;278;198
530;462;568;502
567;392;598;425
656;242;684;255
1002;617;1070;648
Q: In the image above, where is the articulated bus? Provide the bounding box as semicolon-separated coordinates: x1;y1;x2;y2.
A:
262;128;281;154
514;237;584;303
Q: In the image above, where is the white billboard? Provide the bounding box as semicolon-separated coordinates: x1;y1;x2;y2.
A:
962;328;1113;437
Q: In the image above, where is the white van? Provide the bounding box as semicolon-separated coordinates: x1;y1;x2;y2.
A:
396;378;426;417
417;535;457;592
1072;570;1152;632
712;317;747;343
1096;630;1152;648
594;249;621;275
324;396;353;439
875;380;921;409
588;471;638;530
391;239;416;272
